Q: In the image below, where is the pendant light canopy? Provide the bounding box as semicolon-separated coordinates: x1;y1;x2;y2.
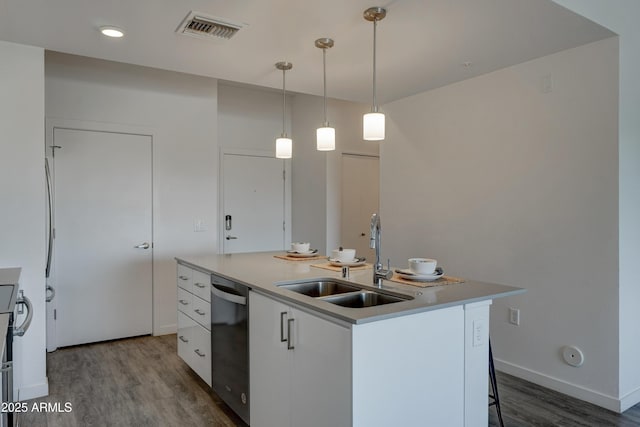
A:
363;7;386;141
275;61;293;159
315;38;335;152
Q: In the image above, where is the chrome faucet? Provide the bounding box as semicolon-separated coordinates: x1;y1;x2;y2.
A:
370;213;392;287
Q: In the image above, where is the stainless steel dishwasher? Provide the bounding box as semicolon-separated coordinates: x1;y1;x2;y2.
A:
210;273;249;425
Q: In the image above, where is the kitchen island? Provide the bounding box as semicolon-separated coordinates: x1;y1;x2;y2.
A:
176;251;523;427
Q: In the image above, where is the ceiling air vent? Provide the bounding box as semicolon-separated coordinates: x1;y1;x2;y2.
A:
177;11;244;41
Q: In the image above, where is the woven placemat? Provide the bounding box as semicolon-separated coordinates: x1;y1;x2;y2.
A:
388;273;465;288
311;262;373;272
274;254;328;262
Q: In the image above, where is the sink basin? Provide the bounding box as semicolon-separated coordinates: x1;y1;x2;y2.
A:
278;280;361;297
322;291;410;308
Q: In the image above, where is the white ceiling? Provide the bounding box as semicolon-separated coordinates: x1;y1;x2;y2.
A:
0;0;614;104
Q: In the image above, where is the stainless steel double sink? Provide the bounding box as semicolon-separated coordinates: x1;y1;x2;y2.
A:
277;279;413;308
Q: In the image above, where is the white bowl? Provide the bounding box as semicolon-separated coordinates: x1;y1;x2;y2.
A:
291;242;311;253
408;258;437;275
331;248;356;262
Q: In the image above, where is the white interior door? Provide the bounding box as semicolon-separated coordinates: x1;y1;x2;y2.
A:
52;128;152;347
341;154;380;260
222;152;287;253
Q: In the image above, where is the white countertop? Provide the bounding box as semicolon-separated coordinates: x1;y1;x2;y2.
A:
176;251;524;324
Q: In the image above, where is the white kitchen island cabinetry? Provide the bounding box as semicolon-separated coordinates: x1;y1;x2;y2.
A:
250;290;488;427
176;263;211;386
250;291;351;427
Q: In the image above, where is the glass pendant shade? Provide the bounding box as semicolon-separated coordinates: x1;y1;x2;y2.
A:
316;126;335;151
276;136;292;159
363;112;385;141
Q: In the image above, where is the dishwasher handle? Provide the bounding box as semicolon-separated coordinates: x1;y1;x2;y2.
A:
211;283;246;306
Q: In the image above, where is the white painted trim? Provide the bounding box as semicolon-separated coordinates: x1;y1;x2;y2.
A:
17;379;49;401
620;386;640;413
153;323;177;336
494;358;623;413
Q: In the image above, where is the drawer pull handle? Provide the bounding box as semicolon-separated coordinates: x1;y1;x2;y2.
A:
287;318;295;350
280;311;287;342
194;349;206;358
179;275;189;281
194;309;206;316
194;283;206;289
179;299;189;305
178;335;189;343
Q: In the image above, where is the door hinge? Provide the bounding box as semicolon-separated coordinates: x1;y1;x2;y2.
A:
54;309;57;320
53;227;56;239
283;221;286;231
283;170;286;180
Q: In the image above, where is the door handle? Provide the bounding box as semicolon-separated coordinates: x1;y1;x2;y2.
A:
226;236;238;240
287;318;295;350
46;285;56;303
134;242;150;249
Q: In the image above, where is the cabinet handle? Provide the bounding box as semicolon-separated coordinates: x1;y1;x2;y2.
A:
178;335;189;343
194;349;206;358
287;318;295;350
280;311;288;342
194;309;205;316
179;275;189;281
178;299;189;305
194;282;206;289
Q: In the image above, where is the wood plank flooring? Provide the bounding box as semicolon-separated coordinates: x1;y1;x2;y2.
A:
20;334;245;427
20;334;640;426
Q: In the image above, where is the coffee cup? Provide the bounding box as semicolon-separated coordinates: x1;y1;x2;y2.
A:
408;258;437;275
291;242;311;253
332;248;356;262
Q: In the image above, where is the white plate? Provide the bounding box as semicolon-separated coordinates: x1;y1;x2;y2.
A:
395;268;443;282
286;249;319;258
328;258;366;267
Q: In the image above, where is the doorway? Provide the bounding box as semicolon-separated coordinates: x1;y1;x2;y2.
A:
47;125;153;348
220;150;290;253
341;153;380;260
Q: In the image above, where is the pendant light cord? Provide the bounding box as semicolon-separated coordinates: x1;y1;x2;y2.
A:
323;48;328;125
372;19;378;113
281;68;286;137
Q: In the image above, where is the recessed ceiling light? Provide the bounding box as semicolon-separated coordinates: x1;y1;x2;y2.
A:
99;26;124;38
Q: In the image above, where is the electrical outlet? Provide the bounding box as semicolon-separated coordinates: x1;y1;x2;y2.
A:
194;219;207;232
508;308;520;326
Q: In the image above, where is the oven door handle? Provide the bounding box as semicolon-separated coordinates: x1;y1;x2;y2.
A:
13;294;33;337
211;284;246;306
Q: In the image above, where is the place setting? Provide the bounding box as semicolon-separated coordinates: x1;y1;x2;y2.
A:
390;257;464;287
274;242;327;261
312;247;372;271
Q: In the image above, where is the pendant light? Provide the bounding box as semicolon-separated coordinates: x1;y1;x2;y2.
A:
275;61;293;159
315;38;335;151
363;7;386;141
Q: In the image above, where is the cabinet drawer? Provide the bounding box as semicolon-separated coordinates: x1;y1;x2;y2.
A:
191;294;211;330
177;311;196;366
192;323;212;386
177;287;192;315
192;270;211;302
177;264;192;290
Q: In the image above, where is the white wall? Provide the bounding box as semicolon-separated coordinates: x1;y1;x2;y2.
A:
382;38;620;409
0;41;48;399
45;52;218;337
552;0;640;412
291;95;375;255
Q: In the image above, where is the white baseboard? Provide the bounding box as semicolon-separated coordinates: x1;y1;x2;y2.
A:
17;378;49;401
494;358;625;413
620;385;640;412
153;323;176;336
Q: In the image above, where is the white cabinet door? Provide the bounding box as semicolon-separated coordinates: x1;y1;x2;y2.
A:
290;308;351;427
249;291;291;427
250;291;352;427
177;310;195;368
